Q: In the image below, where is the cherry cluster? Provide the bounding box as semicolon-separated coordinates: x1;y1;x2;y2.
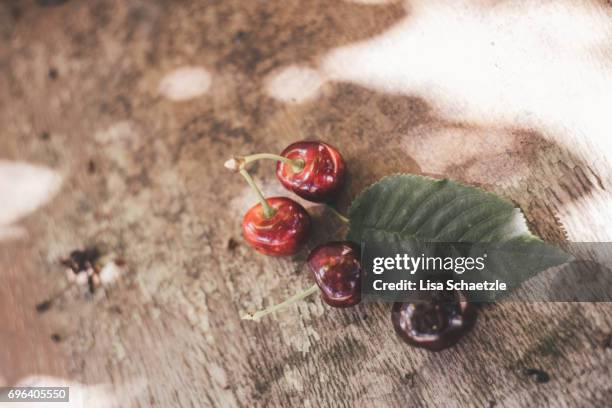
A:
226;141;476;351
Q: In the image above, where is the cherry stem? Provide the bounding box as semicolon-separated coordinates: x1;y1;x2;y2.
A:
239;168;276;219
326;205;349;223
243;153;304;173
242;283;318;321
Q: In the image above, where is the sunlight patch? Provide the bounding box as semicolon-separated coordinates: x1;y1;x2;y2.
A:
158;66;212;101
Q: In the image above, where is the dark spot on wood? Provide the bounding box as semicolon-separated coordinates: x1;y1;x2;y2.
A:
253;377;269;398
10;5;22;20
37;0;70;7
247;347;307;401
60;247;100;274
511;312;582;370
116;95;132;116
532;334;563;359
522;368;550;384
40;131;50;141
233;30;247;45
87;274;96;294
320;336;366;362
109;305;123;314
127;6;148;23
60;247;102;294
91;1;111;27
50;333;62;342
401;372;415;387
592;331;611;349
48;68;58;80
35;300;53;313
227;238;239;251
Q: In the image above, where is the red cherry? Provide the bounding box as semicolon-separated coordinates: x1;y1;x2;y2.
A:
307;241;361;307
242;197;311;256
241;242;360;321
276;141;345;203
391;289;477;351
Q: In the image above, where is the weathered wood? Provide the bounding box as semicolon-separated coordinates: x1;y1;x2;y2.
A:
0;1;611;407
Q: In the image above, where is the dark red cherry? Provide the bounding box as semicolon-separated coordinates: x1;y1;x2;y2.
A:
391;289;477;351
242;197;311;256
276;141;345;203
307;241;361;307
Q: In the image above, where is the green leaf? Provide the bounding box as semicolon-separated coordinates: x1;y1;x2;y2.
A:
348;174;523;243
348;174;570;300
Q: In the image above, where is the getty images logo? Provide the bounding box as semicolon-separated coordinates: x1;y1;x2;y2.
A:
372;253;488;275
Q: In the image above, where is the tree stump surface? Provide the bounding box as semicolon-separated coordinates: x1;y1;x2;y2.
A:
0;1;611;407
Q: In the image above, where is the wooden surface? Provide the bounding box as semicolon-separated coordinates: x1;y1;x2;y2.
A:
1;1;611;406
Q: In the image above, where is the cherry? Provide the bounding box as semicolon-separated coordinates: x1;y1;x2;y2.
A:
225;159;312;256
391;289;477;351
307;241;361;307
242;241;361;320
243;196;311;256
224;141;346;203
276;141;346;203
